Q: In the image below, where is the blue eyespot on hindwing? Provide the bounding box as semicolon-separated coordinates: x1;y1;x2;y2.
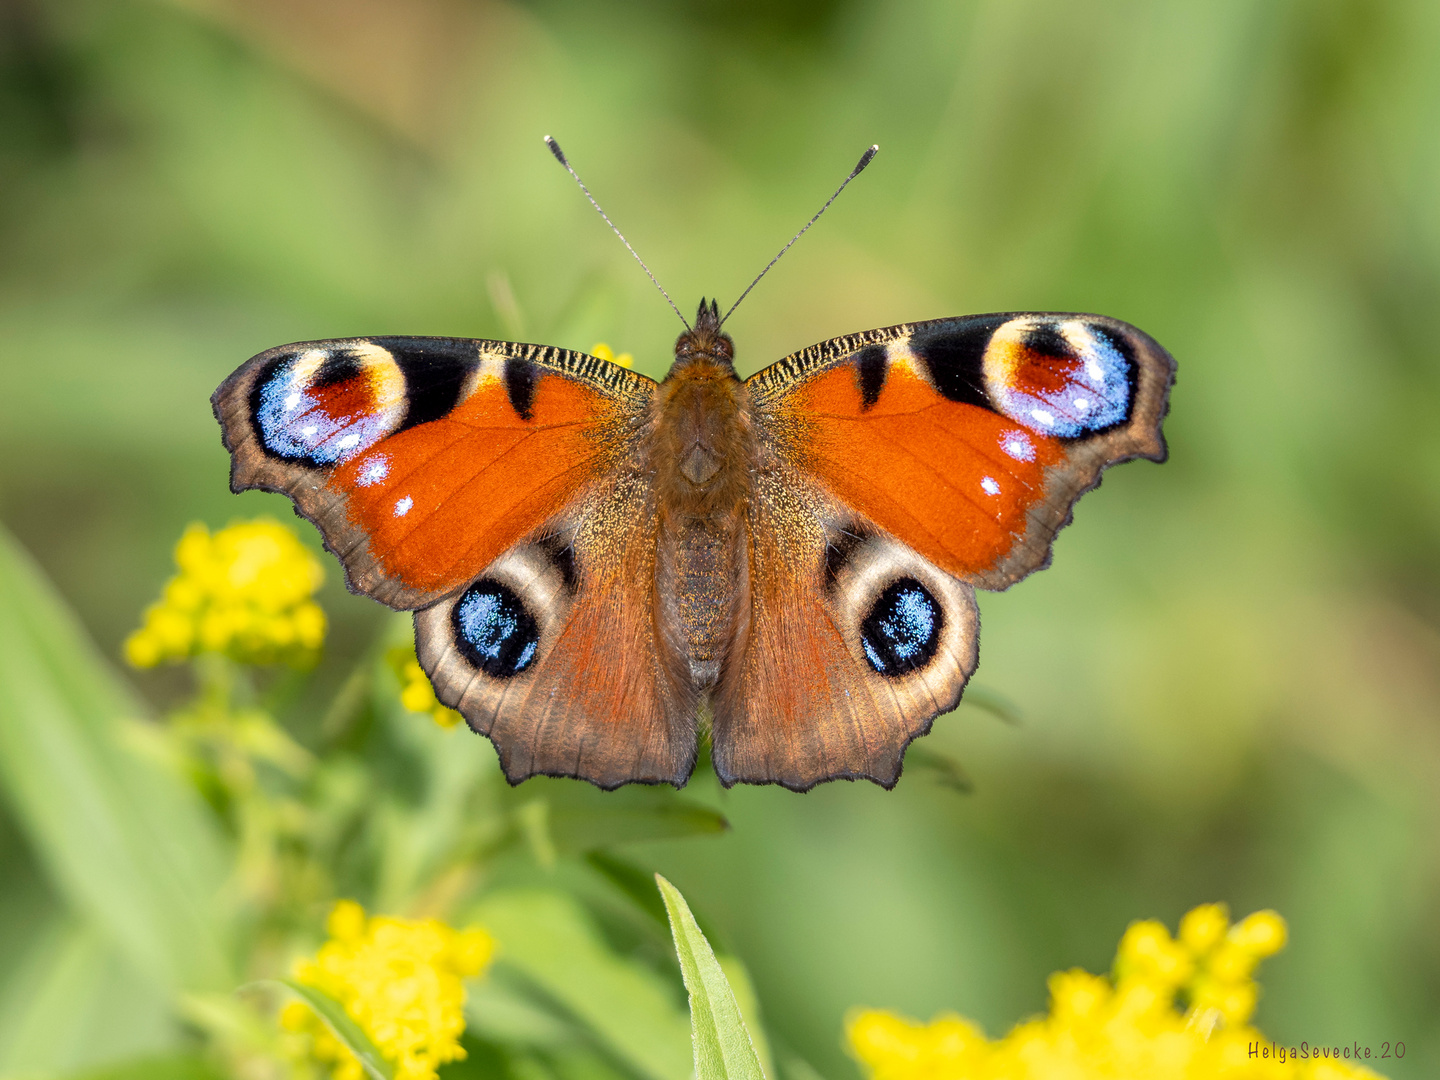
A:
452;580;540;678
860;578;943;677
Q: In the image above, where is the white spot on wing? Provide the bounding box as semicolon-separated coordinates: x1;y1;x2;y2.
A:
1000;429;1035;462
358;455;389;486
336;432;360;450
1031;408;1056;427
394;495;413;517
284;392;302;411
981;476;1001;496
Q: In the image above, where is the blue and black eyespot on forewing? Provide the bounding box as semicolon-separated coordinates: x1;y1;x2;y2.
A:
860;578;943;678
452;579;540;678
859;315;1139;440
248;338;479;468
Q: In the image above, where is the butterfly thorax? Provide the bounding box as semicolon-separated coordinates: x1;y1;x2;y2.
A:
649;302;755;691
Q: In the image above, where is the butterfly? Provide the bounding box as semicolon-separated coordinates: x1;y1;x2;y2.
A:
213;300;1174;791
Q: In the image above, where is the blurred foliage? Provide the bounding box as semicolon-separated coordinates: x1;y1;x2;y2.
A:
0;0;1438;1077
0;519;737;1078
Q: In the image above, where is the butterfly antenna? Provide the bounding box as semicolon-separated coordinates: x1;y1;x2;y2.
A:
720;144;878;328
545;135;690;331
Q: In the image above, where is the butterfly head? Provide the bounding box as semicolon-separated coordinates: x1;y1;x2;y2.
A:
673;298;735;370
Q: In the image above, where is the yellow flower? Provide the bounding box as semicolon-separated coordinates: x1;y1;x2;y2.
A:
386;647;462;728
846;904;1386;1080
289;900;495;1080
591;342;634;368
125;520;326;668
281;999;365;1080
848;1011;988;1080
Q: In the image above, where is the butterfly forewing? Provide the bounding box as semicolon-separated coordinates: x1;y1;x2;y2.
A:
746;312;1175;591
213;336;655;609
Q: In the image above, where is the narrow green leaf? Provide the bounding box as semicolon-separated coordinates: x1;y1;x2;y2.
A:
547;788;728;854
902;744;975;794
715;956;774;1080
960;684;1021;725
468;889;692;1080
655;875;766;1080
266;978;395;1080
0;526;232;992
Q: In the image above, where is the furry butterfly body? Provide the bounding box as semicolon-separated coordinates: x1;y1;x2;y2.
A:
214;301;1174;791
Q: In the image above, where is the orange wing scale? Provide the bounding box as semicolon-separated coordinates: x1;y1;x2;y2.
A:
332;374;606;599
791;361;1065;580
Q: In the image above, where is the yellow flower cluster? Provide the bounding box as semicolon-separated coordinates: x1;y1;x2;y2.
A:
285;900;495;1080
125;520;326;668
591;342;634;367
847;904;1385;1080
387;647;462;728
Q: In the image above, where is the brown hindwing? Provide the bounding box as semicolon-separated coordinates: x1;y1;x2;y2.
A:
711;459;979;790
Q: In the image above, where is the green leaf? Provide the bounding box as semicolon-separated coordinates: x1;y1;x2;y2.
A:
544;787;729;855
960;684;1021;725
902;744;975;794
0;526;232;992
266;978;395;1080
655;875;766;1080
468;889;692;1080
714;956;774;1080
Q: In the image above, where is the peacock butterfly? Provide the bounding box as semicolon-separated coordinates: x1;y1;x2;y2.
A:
212;144;1175;792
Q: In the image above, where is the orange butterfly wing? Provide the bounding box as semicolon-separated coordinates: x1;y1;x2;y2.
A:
213;337;649;609
712;313;1175;789
749;313;1175;588
214;337;695;786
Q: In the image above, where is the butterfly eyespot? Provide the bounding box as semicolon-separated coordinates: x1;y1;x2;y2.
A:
860;578;943;678
982;318;1133;438
251;344;406;466
452;580;540;678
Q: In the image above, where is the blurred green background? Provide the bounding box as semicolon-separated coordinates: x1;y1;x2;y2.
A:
1;0;1438;1077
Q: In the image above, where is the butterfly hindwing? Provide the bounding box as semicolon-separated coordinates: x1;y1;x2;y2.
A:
711;461;979;791
747;312;1175;590
415;473;699;788
213;336;654;609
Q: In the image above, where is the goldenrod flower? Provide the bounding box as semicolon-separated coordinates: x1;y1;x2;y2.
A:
386;647;463;728
847;904;1384;1080
125;520;326;667
591;342;634;368
289;900;495;1080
